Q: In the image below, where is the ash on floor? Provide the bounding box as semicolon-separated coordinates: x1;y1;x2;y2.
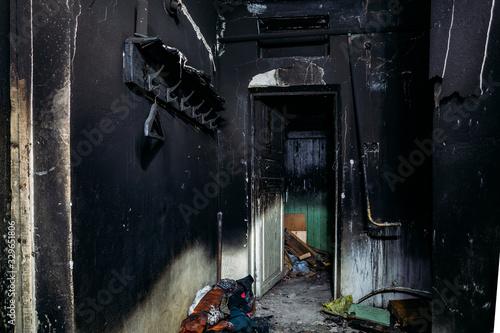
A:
255;272;361;333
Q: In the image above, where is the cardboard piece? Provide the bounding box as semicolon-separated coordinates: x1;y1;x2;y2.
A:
285;213;306;231
291;231;307;243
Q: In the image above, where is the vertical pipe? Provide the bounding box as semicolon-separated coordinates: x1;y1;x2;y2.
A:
347;34;400;228
136;0;149;36
217;211;223;281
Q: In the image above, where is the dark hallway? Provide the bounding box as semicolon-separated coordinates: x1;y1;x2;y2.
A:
1;0;499;332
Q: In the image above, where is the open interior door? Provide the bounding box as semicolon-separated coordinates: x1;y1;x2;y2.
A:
251;97;285;297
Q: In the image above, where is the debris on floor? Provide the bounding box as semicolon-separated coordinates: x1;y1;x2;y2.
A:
284;229;330;278
284;213;307;243
322;295;353;318
348;303;391;326
321;294;431;333
179;275;271;333
256;272;348;333
322;296;393;332
179;234;430;332
387;298;431;332
347;304;392;333
280;230;431;332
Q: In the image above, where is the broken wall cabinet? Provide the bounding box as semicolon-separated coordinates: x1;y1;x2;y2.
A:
123;36;225;134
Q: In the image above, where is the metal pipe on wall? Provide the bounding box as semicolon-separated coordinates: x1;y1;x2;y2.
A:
356;286;432;304
347;34;401;228
218;27;424;44
217;212;223;281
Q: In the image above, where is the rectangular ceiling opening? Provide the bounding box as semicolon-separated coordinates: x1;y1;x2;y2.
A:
257;16;330;58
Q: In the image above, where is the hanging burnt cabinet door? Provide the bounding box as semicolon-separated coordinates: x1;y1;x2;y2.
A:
251;97;285;297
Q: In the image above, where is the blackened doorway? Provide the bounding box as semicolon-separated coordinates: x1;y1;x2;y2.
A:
249;88;339;297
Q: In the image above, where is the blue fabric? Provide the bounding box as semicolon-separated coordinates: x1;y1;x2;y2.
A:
228;307;254;333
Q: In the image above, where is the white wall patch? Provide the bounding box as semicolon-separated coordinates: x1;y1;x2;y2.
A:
249;70;280;88
248;60;326;88
247;4;267;15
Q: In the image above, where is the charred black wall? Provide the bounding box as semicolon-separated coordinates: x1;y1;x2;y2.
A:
69;1;221;332
6;0;221;332
430;0;500;331
217;0;433;305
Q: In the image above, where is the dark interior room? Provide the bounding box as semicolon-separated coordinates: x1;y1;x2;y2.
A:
1;0;499;332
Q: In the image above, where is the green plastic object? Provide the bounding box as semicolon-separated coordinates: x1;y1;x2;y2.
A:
322;295;353;318
347;303;391;326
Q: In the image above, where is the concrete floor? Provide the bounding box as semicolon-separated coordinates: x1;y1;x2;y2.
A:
255;272;362;333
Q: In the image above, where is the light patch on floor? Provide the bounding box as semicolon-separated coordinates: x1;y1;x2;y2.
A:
256;273;362;332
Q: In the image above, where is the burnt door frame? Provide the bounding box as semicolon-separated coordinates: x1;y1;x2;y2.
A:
248;86;341;298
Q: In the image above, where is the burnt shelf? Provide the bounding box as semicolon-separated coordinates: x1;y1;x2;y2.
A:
123;36;225;133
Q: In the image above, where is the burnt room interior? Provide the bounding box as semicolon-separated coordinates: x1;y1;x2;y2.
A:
1;0;499;332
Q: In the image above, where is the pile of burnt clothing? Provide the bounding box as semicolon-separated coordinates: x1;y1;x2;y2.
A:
180;275;267;333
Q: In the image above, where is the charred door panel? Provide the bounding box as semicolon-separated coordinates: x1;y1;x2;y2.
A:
252;98;285;297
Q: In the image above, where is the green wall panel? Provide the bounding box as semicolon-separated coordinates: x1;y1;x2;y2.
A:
285;136;334;252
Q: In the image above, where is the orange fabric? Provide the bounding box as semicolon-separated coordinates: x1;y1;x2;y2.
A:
179;287;230;333
179;313;207;333
206;319;231;331
194;287;224;313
